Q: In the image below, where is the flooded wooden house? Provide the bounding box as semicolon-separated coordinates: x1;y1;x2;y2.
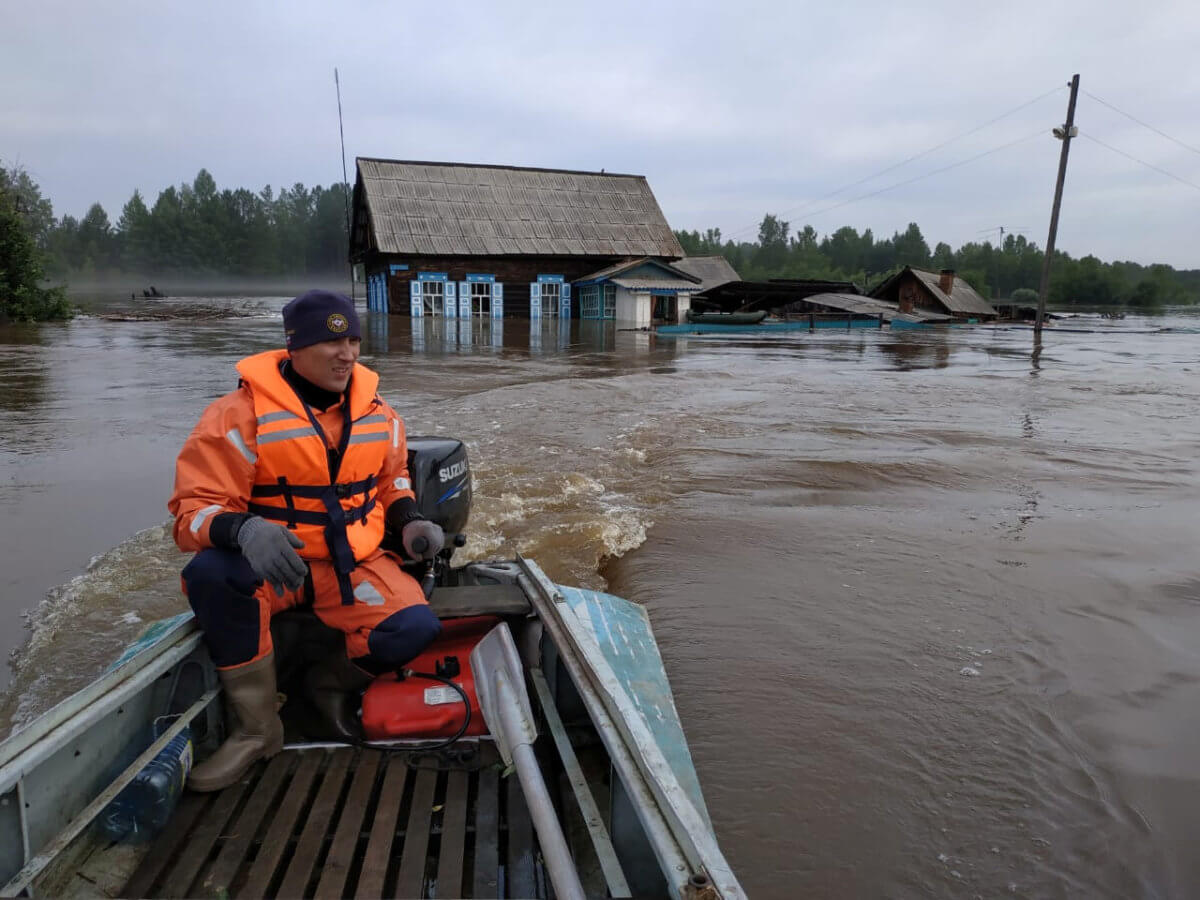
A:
869;267;998;321
350;159;697;324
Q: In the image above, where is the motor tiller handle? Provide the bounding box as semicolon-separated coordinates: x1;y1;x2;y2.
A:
409;536;437;600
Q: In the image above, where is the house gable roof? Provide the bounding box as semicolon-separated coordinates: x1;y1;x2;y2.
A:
576;257;701;286
871;267;997;316
353;158;684;258
672;256;741;292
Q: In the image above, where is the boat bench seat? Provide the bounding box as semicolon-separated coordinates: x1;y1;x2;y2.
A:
429;583;530;618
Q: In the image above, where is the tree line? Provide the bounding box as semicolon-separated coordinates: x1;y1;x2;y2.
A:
5;164;1198;320
31;169;350;279
675;216;1200;307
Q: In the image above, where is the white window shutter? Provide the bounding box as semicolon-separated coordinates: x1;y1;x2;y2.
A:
561;282;571;319
409;280;422;317
460;282;470;317
444;282;457;318
492;282;503;318
530;282;541;319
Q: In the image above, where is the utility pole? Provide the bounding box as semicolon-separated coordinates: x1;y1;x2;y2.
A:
1035;74;1080;335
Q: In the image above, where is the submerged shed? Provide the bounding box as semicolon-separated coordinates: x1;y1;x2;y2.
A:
691;278;862;314
870;267;997;321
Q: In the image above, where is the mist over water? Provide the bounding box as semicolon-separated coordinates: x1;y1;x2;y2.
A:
2;291;1199;897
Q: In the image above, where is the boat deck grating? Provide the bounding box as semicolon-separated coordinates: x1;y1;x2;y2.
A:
122;743;547;899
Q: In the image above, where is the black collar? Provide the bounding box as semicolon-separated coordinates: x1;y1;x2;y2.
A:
281;360;345;412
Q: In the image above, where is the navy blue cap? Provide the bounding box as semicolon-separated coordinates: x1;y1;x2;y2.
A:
282;290;361;351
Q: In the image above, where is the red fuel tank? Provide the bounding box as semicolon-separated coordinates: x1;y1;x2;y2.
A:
361;615;499;741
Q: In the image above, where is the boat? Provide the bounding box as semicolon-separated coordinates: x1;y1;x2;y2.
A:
685;310;767;326
0;438;743;899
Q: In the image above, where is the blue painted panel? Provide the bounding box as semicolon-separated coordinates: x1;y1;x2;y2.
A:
459;282;470;317
409;280;422;317
418;272;448;282
561;282;571;319
389;264;409;274
537;274;564;284
492;282;503;318
444;281;457;318
466;273;495;283
556;585;712;827
530;282;541;319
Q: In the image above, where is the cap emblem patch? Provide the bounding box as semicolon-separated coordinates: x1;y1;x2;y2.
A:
327;313;349;333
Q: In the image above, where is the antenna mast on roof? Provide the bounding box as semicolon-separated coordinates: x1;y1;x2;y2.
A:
335;68;353;302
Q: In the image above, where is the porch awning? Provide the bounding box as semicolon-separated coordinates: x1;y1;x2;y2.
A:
610;277;699;292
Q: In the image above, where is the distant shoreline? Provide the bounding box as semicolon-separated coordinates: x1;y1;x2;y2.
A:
62;274;357;299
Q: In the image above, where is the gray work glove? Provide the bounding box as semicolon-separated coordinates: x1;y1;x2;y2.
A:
401;519;444;561
236;516;307;597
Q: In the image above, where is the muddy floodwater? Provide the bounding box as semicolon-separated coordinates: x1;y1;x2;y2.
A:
2;292;1199;898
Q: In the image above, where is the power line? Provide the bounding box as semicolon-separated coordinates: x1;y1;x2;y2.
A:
723;83;1067;240
787;128;1046;225
1082;90;1200;158
1079;131;1200;193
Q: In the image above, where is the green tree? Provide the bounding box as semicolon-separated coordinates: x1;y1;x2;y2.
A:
0;167;72;321
751;214;790;277
117;190;154;272
77;203;115;273
891;222;930;268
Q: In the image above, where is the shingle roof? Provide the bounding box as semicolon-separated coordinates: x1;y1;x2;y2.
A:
611;277;702;291
672;256;740;292
355;159;684;258
910;269;997;316
805;293;952;323
869;267;997;317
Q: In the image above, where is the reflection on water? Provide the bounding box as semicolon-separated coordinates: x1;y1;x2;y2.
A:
4;297;1200;898
876;330;954;369
363;313;620;359
0;323;49;415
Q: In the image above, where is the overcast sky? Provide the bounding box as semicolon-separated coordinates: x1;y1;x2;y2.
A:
5;0;1199;268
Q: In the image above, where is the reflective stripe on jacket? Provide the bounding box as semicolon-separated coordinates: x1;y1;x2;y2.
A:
237;350;388;567
169;349;416;560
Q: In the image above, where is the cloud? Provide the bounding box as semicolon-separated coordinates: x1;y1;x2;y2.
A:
4;0;1199;267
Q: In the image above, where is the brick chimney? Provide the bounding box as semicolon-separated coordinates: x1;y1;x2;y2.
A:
938;269;956;295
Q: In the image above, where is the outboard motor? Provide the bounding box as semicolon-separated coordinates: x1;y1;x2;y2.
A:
405;436;471;543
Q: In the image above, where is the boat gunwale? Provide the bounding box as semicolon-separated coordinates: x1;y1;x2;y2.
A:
516;556;744;899
0;616;203;793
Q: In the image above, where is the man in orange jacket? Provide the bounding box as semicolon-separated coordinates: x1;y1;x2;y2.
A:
169;290;443;791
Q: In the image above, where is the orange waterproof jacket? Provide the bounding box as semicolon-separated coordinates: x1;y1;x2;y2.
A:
169;349;415;567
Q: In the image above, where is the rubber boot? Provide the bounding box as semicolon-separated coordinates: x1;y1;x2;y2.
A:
303;651;375;742
188;654;284;792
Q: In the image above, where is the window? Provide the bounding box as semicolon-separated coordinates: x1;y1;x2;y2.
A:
471;281;491;317
580;285;600;319
540;281;561;318
421;280;444;316
580;284;615;319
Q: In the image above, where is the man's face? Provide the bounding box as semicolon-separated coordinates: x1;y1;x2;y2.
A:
289;337;361;392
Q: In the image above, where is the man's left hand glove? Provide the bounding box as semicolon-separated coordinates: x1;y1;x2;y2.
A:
401;519;444;560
